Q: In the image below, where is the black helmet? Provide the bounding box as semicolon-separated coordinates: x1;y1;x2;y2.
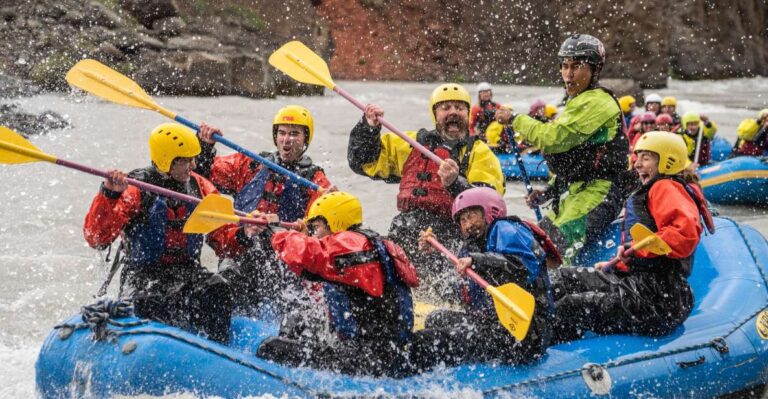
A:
558;34;606;67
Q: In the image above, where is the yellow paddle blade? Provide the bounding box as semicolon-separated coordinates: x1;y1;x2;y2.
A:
487;283;535;341
66;59;163;113
269;41;335;89
413;302;438;331
629;223;672;255
0;126;55;164
183;194;238;234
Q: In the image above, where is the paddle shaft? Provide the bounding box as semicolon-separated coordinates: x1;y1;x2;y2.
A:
333;86;444;165
693;125;705;165
72;64;320;191
172;116;321;191
0;138;253;217
602;235;655;270
426;236;491;289
504;127;542;221
199;210;300;230
426;235;529;320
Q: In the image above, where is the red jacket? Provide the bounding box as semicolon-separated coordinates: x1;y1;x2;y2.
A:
272;230;418;297
618;179;703;271
469;102;501;136
83;172;242;261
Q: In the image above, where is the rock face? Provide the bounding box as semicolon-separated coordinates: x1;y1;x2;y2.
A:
0;104;70;136
0;0;331;97
315;0;768;89
0;0;764;97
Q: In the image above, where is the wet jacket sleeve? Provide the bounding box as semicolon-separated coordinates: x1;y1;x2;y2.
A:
512;89;620;154
271;230;330;276
83;185;143;249
348;117;415;182
209;153;257;195
636;179;702;259
463;139;505;194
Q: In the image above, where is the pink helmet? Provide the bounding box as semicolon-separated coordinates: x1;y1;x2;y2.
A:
451;187;507;225
655;113;673;125
640;111;656;123
529;99;546;115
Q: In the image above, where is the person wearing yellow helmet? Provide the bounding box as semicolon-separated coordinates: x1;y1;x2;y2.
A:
348;83;504;295
511;34;634;260
660;96;681;126
483;104;516;153
674;112;718;166
732;118;768;157
553;131;711;343
83;123;239;344
259;191;419;376
619;95;636;127
193;105;336;312
544;104;559;121
469;82;502;137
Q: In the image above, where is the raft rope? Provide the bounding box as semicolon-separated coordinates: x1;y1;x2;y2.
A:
485;217;768;395
53;299;318;397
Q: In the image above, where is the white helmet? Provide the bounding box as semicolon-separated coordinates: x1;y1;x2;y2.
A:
645;93;662;104
477;82;492;93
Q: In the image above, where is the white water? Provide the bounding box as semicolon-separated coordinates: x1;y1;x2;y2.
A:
1;78;768;397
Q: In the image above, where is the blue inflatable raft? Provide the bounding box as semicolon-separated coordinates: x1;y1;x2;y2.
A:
711;136;733;162
497;152;550;180
36;217;768;398
699;156;768;205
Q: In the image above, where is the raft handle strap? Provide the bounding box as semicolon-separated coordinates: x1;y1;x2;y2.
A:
676;355;706;369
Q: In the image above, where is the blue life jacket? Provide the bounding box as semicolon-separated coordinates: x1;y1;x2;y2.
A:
122;168;205;266
458;218;553;316
233;152;322;222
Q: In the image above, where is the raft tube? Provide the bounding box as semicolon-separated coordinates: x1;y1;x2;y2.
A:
711;136;732;162
36;217;768;398
497;152;550;180
699;156;768;205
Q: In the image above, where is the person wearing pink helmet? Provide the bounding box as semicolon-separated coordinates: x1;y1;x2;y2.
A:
630;112;657;157
416;187;560;365
655;113;674;132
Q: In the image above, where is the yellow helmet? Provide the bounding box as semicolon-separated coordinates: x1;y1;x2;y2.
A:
429;83;471;125
272;105;314;147
544;104;558;119
633;131;689;175
661;96;677;107
148;123;201;173
737;118;760;141
618;95;636;114
306;191;362;233
681;112;701;127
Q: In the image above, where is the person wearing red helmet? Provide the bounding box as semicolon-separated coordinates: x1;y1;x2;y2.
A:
416;187;560;366
630;112;658;157
655;113;674;132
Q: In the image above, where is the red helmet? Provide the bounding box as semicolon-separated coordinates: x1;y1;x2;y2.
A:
655;113;673;125
451;187;507;225
529;99;546;115
640;111;656;123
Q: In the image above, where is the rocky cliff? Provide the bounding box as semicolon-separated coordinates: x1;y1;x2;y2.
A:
315;0;768;89
0;0;331;97
1;0;765;98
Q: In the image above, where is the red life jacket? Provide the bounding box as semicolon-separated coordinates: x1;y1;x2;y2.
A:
397;130;477;218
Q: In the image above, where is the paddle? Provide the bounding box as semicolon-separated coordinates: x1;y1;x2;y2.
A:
503;126;542;221
184;194;300;234
599;224;672;272
424;232;535;341
0;125;253;218
65;59;321;191
269;41;444;165
693;125;705;165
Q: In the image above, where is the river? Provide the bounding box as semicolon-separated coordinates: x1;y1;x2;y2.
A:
2;78;768;397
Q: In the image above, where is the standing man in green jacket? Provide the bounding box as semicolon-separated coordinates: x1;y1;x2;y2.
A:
513;34;634;259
